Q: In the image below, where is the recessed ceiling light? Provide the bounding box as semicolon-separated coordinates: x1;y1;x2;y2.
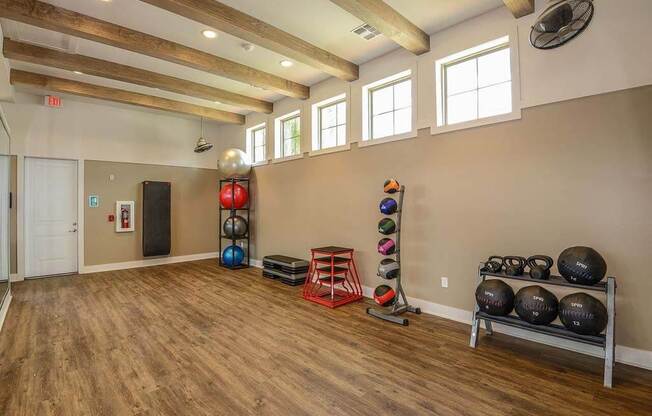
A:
279;60;293;68
73;70;83;75
202;30;218;39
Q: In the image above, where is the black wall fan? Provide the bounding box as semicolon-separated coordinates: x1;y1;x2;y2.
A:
530;0;594;50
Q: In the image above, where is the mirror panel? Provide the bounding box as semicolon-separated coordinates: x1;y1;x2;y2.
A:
0;110;10;306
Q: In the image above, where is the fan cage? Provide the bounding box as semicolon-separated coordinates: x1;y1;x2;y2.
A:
530;0;594;50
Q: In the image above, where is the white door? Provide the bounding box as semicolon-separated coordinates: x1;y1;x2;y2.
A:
25;158;78;278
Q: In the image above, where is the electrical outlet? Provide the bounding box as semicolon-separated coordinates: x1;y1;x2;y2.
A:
441;277;449;288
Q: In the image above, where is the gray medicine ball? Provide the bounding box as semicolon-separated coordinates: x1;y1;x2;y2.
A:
378;259;400;280
223;215;248;238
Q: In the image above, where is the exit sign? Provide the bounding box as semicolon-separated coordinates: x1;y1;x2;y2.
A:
45;95;62;108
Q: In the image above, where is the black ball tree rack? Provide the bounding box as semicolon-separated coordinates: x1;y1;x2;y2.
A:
218;177;250;269
367;184;421;325
470;266;616;388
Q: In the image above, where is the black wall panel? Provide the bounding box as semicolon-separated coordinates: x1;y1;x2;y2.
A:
142;181;171;257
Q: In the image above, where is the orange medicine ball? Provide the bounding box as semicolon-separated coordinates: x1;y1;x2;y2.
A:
383;178;400;194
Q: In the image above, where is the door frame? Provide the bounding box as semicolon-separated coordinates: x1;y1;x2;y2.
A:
21;156;84;279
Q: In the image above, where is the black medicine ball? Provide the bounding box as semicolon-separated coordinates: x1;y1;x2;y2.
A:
558;246;607;286
514;285;558;325
559;293;608;336
475;280;514;316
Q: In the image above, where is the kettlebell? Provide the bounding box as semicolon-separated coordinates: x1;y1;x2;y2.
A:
527;255;554;280
504;256;526;276
482;255;504;273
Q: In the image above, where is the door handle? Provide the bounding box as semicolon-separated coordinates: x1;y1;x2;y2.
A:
68;229;78;233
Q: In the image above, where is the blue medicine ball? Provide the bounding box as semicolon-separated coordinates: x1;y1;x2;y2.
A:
222;245;244;267
379;198;398;215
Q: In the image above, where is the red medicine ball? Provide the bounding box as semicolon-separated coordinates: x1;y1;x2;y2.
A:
374;285;397;307
220;183;249;209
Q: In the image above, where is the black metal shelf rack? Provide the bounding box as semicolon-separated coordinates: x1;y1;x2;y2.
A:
218;178;250;270
470;265;616;388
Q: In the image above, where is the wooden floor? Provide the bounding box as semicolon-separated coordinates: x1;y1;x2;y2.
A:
0;260;651;415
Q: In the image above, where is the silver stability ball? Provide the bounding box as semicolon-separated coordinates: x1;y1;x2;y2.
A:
223;215;248;238
218;148;252;178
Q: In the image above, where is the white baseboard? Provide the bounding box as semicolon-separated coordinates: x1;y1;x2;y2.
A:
0;290;12;333
362;284;652;371
81;252;219;274
616;346;652;371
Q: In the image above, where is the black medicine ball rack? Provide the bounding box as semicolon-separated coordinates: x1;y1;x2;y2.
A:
470;266;616;388
367;185;421;325
218;177;250;269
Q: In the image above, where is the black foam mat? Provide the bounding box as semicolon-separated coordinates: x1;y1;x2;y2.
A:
142;181;171;257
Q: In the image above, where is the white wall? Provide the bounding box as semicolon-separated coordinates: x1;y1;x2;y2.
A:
4;92;224;169
232;0;652;156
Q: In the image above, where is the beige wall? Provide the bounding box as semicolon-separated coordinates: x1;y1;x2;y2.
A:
84;160;218;266
250;86;652;351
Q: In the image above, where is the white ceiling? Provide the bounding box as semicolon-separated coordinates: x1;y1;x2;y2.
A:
1;0;503;118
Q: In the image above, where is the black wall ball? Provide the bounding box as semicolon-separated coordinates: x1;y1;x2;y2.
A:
514;285;558;325
558;246;607;286
559;293;608;335
475;280;514;316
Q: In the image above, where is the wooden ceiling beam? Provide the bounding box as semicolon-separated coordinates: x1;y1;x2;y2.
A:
0;0;309;99
139;0;359;82
3;38;273;114
502;0;535;18
10;69;245;124
328;0;430;55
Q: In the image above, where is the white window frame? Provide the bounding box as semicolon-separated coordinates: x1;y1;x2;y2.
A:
432;35;521;135
274;110;303;162
245;123;268;165
310;93;350;156
361;69;417;147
